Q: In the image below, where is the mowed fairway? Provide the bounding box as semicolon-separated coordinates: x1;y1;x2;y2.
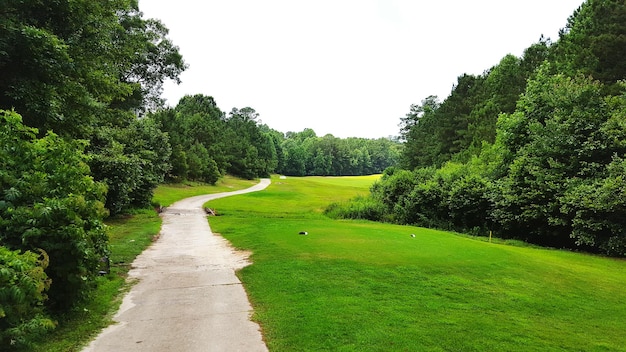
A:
207;175;626;351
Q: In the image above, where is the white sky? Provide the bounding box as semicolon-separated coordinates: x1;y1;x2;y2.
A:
140;0;584;139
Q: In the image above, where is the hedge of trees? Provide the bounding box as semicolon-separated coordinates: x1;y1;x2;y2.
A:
329;0;626;257
275;129;400;177
150;95;401;181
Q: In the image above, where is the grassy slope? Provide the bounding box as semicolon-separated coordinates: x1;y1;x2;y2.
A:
208;175;626;352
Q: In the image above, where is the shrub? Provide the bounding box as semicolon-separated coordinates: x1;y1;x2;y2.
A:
0;247;55;349
88;119;171;215
324;195;386;222
0;110;109;310
561;157;626;256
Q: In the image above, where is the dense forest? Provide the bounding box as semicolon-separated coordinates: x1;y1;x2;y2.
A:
329;0;626;257
0;0;398;347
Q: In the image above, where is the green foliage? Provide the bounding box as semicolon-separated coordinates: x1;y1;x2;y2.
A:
0;110;109;309
446;172;492;231
400;38;550;170
0;247;55;350
0;0;184;218
492;73;626;249
399;95;441;168
0;0;186;137
278;131;400;177
370;167;423;220
186;142;220;184
122;119;172;208
88;131;141;215
225;107;276;178
370;73;626;255
561;157;626;255
87;119;171;215
553;0;626;88
281;139;307;176
150;95;228;182
367;163;492;233
324;195;386;222
151;95;399;181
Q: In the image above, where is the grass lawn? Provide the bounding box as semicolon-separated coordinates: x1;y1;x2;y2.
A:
208;175;626;351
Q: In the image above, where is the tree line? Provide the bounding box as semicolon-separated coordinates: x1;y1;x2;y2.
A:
329;0;626;257
149;95;400;182
0;1;398;347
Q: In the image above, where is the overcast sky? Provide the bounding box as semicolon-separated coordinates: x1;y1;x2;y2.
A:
139;0;584;139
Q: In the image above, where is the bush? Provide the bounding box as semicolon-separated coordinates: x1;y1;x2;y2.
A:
88;119;172;215
0;110;109;310
324;195;387;221
0;247;56;349
561;157;626;256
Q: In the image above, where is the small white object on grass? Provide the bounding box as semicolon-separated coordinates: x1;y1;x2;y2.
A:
299;231;308;235
410;234;415;238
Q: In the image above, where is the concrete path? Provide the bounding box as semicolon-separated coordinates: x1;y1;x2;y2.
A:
83;179;271;352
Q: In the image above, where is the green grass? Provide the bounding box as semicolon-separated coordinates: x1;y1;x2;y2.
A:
208;175;626;351
153;175;258;206
26;176;257;352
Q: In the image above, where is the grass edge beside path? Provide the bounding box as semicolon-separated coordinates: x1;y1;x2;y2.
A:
27;176;258;352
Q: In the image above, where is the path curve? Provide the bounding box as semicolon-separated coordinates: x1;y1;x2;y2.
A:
83;179;271;352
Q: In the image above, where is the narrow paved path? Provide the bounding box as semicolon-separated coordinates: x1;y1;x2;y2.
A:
83;179;271;352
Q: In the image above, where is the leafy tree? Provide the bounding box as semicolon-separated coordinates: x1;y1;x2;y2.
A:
402;40;551;169
150;95;227;182
561;157;626;255
0;110;108;309
263;127;286;173
186;142;220;184
370;167;425;220
87;119;170;215
492;71;626;248
311;147;332;175
466;54;526;150
281;139;307;176
1;0;184;218
225;107;277;178
552;0;626;91
0;0;186;137
286;128;317;142
344;0;626;256
118;118;171;209
169;144;189;181
88;130;141;215
399;96;440;169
